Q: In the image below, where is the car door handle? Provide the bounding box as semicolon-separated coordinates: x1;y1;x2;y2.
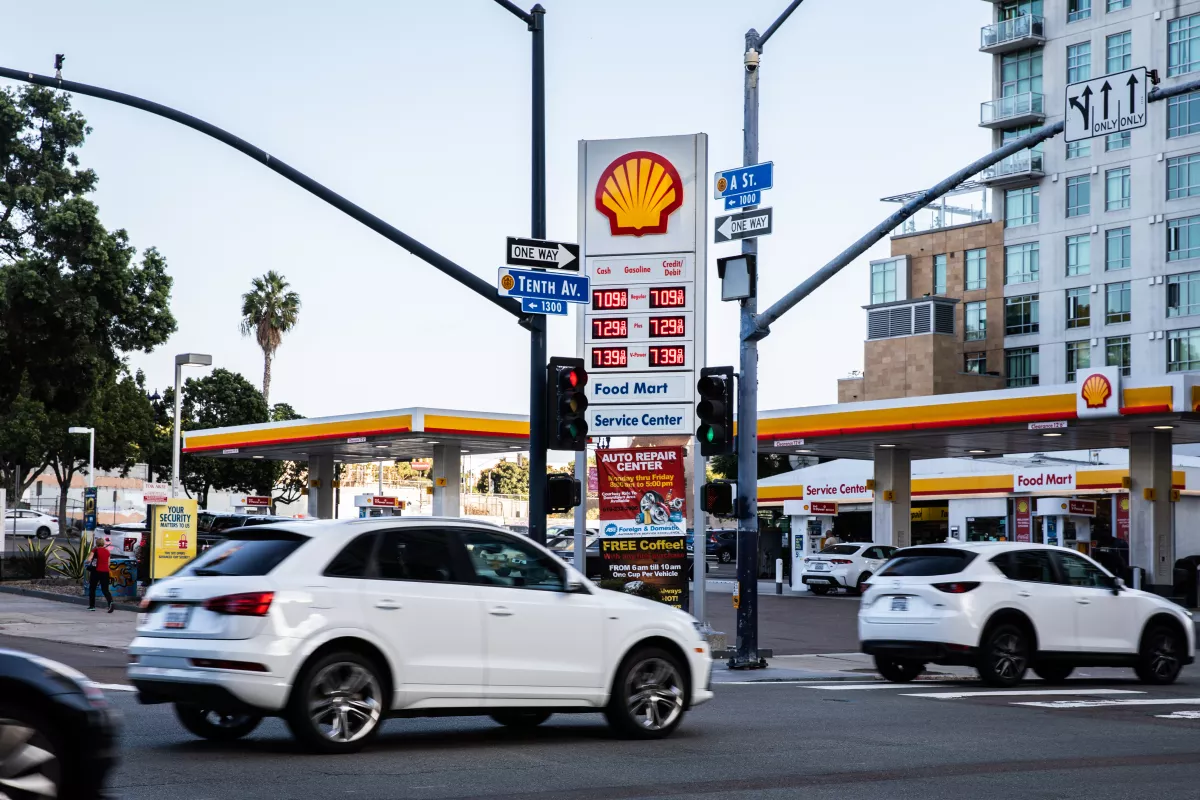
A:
1075;598;1091;605
1017;591;1032;598
489;606;514;617
374;600;402;610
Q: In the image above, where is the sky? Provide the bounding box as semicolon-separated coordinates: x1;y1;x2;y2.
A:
3;0;992;421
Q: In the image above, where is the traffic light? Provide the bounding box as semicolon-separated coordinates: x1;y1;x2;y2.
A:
702;480;734;516
696;366;735;456
546;474;582;512
547;357;589;450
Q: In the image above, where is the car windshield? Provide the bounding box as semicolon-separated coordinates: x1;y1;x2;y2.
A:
820;544;861;555
177;528;309;577
879;547;977;577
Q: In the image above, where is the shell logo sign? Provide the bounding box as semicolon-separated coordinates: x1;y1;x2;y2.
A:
594;151;684;237
1080;373;1113;409
1017;499;1029;514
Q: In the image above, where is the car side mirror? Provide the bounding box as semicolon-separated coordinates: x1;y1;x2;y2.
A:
564;576;585;593
1112;576;1126;595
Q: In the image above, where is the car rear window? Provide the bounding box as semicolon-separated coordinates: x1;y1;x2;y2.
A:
179;528;309;577
820;545;861;555
878;548;977;577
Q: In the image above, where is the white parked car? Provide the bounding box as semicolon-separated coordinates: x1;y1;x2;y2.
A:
2;509;59;538
859;542;1196;687
128;518;712;753
800;543;897;595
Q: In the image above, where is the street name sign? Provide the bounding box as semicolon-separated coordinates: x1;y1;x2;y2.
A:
724;191;760;211
497;267;590;303
1065;67;1147;143
714;162;772;199
521;297;569;316
505;236;580;271
714;207;773;243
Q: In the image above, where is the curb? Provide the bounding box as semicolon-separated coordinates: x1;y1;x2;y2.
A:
0;584;140;613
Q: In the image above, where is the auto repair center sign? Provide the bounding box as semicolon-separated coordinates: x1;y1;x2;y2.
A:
596;447;686;536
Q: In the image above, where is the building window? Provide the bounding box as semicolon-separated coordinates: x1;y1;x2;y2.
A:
1006;347;1040;387
870;259;897;305
1106;31;1132;73
1106;281;1131;323
933;254;947;295
1005;242;1040;284
965;352;987;375
1106;167;1131;211
1067;42;1091;83
1169;14;1200;77
1067;139;1091;159
1168;91;1200;138
1168;328;1200;371
965;301;987;341
1067;175;1091;217
1168;215;1200;261
965;248;987;290
1002;48;1044;98
1068;0;1091;23
1107;0;1130;10
1167;271;1200;317
1066;286;1091;329
1167;153;1200;200
1106;227;1131;270
1106;132;1131;151
1066;340;1091;383
1006;187;1039;227
1005;294;1040;335
1066;234;1091;276
1106;335;1131;376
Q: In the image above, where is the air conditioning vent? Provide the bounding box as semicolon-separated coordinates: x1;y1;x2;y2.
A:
867;309;891;340
934;303;955;334
914;303;932;334
889;307;912;337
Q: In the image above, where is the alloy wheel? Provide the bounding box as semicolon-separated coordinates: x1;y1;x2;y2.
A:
991;631;1027;680
307;662;382;744
625;657;684;732
0;717;59;800
1149;633;1181;681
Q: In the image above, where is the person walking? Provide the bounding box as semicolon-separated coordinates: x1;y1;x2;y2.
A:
87;536;114;613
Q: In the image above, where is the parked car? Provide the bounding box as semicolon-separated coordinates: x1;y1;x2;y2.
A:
691;530;737;563
505;524;530;536
103;521;148;557
2;508;59;538
801;543;897;595
859;542;1196;687
199;514;298;551
0;648;120;798
129;518;712;753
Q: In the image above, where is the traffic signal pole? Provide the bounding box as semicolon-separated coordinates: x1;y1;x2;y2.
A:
527;4;549;546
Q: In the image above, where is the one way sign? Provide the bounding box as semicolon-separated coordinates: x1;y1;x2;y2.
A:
1065;66;1148;143
714;207;773;243
505;236;580;271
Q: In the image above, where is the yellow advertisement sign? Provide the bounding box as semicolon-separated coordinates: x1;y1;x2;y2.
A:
151;498;198;579
911;506;950;523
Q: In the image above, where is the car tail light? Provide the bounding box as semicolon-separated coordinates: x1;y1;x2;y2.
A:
829;559;853;565
138;597;153;611
932;582;980;594
202;591;274;616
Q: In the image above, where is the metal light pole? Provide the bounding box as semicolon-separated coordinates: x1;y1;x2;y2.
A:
172;353;213;497
68;427;95;487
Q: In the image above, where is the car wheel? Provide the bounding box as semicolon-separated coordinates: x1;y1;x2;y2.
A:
1135;624;1185;685
489;710;552;729
0;703;66;800
605;647;687;740
809;585;832;596
977;623;1030;687
286;651;385;754
174;704;261;741
874;656;924;683
855;572;873;594
718;550;733;564
1032;663;1074;683
35;527;50;540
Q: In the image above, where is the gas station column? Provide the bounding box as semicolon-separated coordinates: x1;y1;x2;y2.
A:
1129;430;1174;589
873;448;912;548
432;444;461;517
307;455;335;520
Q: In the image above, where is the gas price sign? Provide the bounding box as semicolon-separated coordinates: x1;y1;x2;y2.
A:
585;312;693;343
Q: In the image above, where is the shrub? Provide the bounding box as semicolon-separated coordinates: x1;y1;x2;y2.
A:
51;536;95;582
15;539;61;580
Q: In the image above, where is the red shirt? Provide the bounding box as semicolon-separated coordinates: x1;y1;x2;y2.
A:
94;546;110;572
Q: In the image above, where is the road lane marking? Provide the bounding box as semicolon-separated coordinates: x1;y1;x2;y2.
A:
1156;710;1200;719
91;682;137;693
802;682;964;691
1016;697;1200;709
903;688;1145;700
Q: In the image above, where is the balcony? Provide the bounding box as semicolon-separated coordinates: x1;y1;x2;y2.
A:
980;150;1045;186
980;92;1045;128
980;15;1045;54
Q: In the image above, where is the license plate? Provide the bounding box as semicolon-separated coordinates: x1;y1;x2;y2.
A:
163;605;191;630
813;563;829;571
890;596;908;612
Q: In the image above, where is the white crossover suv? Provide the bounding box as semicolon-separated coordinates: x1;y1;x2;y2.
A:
128;518;712;753
859;542;1196;687
800;543;897;595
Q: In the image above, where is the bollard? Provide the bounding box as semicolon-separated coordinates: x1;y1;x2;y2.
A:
775;558;783;595
1133;567;1142;591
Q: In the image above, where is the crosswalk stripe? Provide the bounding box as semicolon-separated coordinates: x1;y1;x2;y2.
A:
1156;710;1200;719
1016;697;1200;709
902;688;1144;700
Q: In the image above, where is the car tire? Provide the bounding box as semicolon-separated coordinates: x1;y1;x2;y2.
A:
1032;663;1074;683
853;572;872;596
977;622;1031;687
605;646;687;740
874;656;924;683
35;527;51;539
809;585;832;596
489;710;552;729
286;650;386;754
0;700;80;800
1135;623;1185;685
718;550;733;564
175;704;262;741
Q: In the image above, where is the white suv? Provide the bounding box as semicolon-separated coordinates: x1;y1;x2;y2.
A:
800;543;897;595
128;518;712;753
859;542;1196;687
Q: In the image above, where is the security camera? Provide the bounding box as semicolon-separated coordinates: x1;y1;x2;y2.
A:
745;49;759;73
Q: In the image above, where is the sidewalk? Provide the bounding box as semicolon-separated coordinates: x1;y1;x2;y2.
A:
0;592;137;648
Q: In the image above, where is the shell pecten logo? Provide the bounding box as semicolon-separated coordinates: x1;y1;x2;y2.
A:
1081;373;1113;409
595;151;683;237
1017;499;1028;514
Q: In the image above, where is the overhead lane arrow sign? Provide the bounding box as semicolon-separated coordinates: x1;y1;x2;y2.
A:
714;207;774;243
1100;80;1112;120
1069;85;1092;129
1127;72;1138;110
1065;67;1147;143
505;236;580;272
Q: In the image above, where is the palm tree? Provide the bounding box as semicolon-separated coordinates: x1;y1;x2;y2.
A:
239;271;300;406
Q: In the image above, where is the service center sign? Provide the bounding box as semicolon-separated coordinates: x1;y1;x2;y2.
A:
597;447;686;536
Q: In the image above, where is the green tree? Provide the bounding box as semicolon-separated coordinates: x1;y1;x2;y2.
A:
0;86;175;417
0;389;50;501
240;271;301;405
476;459;529;496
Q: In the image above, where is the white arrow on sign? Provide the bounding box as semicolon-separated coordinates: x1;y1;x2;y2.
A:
714;207;773;243
717;216;734;241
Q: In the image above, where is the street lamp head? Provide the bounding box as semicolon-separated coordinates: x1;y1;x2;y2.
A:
68;427;93;434
175;353;213;367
